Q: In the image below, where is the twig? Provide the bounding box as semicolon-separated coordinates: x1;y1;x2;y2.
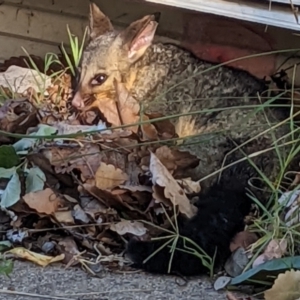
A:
0;289;74;300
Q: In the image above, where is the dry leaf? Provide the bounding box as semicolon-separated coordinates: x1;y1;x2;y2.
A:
118;185;152;193
23;188;63;214
264;269;300;300
226;292;239;300
230;231;258;252
72;204;90;223
110;220;147;236
226;293;252;300
146;112;176;139
95;163;128;190
155;146;200;176
114;79;140;132
54;211;75;224
93;80;141;131
265;238;288;258
0;65;51;94
252;238;287;268
58;237;80;265
177;178;201;194
289;173;300;189
44;144;102;181
6;247;65;267
139;114;158;141
155;146;178;174
252;253;269;268
149;152;198;218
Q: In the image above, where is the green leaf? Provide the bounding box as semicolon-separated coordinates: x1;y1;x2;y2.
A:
0;171;21;208
230;256;300;286
25;167;46;193
13;124;57;152
0;167;16;179
0;145;20;168
0;258;14;277
0;241;12;252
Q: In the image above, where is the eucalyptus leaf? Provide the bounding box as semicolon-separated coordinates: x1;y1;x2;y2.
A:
0;171;21;208
230;256;300;286
0;167;16;179
25;167;46;193
13;124;57;152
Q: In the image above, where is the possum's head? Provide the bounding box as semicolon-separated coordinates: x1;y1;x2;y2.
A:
71;2;160;110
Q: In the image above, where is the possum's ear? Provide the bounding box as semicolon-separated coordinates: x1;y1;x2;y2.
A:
89;2;114;40
119;13;160;63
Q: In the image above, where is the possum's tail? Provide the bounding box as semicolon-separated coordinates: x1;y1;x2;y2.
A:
125;180;252;276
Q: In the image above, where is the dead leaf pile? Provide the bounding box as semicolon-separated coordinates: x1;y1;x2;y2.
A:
0;61;201;273
0;57;298;296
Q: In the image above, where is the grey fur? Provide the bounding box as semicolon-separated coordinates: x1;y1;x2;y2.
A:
75;9;299;196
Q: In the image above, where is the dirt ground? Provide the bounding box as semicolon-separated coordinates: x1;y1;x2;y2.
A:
0;260;254;300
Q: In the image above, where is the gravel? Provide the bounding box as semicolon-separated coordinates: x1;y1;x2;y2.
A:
0;261;253;300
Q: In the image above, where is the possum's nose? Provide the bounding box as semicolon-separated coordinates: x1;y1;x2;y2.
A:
71;91;85;109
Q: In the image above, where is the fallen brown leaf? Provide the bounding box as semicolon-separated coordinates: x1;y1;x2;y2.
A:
252;238;287;268
226;293;251;300
264;238;288;259
92;80;141;131
146;112;176;140
118;185;152;193
155;146;178;174
43;144;102;181
58;237;80;265
23;188;64;214
226;292;239;300
264;269;300;300
230;231;258;252
95;162;128;190
149;152;198;218
177;178;201;194
155;146;200;177
110;220;147;236
53;210;75;224
139;114;158;141
114;79;140;132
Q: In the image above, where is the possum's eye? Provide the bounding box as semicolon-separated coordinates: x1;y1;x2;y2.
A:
91;74;107;86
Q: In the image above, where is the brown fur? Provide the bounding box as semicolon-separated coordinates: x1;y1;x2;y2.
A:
72;3;300;195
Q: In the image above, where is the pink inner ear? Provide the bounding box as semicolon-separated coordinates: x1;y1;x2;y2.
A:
129;21;157;59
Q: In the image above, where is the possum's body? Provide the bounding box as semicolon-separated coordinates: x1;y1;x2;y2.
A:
73;3;300;277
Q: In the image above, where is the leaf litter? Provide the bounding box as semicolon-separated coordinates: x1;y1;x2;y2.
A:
0;59;201;276
0;56;300;298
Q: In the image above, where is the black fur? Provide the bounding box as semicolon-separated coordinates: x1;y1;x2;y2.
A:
125;182;252;276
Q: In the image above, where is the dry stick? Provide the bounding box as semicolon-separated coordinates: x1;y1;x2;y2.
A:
0;288;157;299
0;289;74;300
